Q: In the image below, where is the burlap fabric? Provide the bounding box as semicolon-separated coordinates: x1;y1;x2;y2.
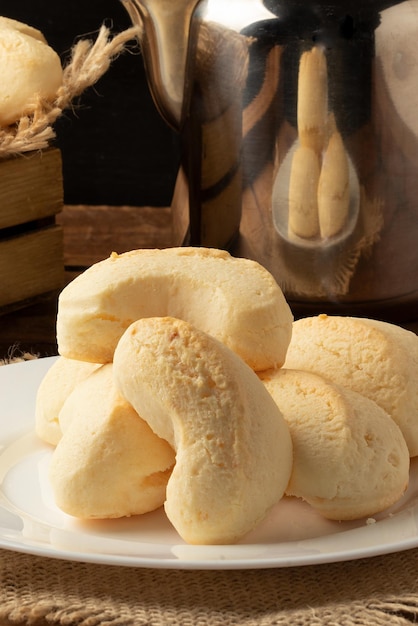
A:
1;546;418;625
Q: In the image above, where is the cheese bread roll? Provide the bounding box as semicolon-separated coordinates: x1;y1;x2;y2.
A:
35;357;100;446
113;317;293;544
0;17;47;42
284;315;418;456
49;363;175;519
57;247;293;371
0;18;62;126
260;368;409;520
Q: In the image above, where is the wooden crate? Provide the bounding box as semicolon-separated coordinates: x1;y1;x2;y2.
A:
0;148;65;311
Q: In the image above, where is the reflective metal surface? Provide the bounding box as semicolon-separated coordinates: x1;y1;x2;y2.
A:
122;0;418;319
120;0;202;128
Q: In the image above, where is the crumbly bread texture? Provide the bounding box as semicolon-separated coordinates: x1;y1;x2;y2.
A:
260;368;410;520
35;357;100;446
56;247;293;371
284;314;418;457
0;18;63;126
49;363;175;519
113;316;293;545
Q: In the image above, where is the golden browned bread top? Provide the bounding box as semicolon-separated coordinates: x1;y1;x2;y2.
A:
57;247;293;371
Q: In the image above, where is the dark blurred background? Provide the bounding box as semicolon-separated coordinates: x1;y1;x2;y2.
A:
1;0;180;207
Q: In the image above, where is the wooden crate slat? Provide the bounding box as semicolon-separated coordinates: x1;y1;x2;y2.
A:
0;148;63;230
0;226;64;308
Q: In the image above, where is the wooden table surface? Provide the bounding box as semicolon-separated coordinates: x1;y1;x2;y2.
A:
0;203;417;362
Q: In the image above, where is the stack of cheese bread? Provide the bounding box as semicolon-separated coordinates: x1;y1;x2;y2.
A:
36;247;417;544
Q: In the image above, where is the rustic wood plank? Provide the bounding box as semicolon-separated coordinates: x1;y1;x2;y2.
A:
57;204;173;267
0;148;63;229
0;226;65;308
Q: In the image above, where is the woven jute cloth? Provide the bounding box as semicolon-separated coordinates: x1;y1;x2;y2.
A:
1;547;418;625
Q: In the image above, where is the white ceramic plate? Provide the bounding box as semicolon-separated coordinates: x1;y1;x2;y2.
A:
1;357;418;570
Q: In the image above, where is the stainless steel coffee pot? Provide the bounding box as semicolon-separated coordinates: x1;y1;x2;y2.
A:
121;0;418;320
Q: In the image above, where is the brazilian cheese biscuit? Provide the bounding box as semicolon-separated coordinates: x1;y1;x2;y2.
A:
260;368;409;520
113;316;293;545
0;18;62;126
35;356;100;446
284;315;418;456
56;247;293;371
49;363;175;519
0;17;47;42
